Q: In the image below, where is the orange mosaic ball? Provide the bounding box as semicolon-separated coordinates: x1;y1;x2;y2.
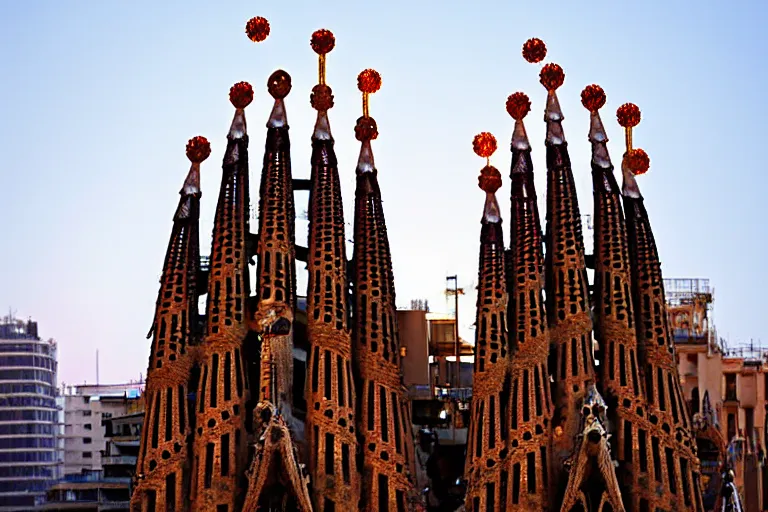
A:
617;103;641;128
540;63;565;92
311;29;335;55
522;38;547;64
357;69;382;94
186;136;211;163
506;92;531;120
580;84;606;112
625;148;650;175
229;81;254;109
478;165;502;193
472;132;497;159
245;17;270;43
267;70;292;99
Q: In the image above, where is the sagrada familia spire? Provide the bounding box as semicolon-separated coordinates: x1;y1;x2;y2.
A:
464;39;706;512
132;17;415;512
132;16;709;512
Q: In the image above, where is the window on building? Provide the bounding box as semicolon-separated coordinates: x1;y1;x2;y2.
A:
725;374;737;401
430;322;455;343
84;424;92;431
690;387;700;415
82;452;92;458
82;410;92;417
83;437;92;444
102;413;112;419
727;413;737;441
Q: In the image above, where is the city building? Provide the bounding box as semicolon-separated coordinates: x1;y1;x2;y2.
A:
397;307;474;400
42;410;144;511
668;278;765;511
61;383;143;476
0;315;60;511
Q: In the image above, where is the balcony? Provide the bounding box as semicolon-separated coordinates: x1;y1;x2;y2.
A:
101;455;136;466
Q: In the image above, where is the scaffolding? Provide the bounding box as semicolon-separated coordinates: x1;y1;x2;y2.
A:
663;278;713;306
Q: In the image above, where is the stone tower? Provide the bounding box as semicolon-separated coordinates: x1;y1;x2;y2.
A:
464;136;510;512
132;137;207;512
621;110;705;512
251;69;297;416
540;68;596;497
241;67;313;512
587;88;657;512
190;85;254;512
303;31;361;511
505;101;553;509
351;70;416;511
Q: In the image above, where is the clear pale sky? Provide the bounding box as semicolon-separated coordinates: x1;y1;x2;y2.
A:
0;1;765;386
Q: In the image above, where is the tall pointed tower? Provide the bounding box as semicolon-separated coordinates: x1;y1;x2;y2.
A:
587;86;656;512
132;137;208;512
620;108;704;512
526;46;597;492
190;83;254;512
304;29;361;511
351;70;416;511
505;93;553;509
252;69;298;416
465;133;509;512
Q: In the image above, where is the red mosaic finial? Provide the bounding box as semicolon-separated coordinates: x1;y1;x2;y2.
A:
267;70;292;99
229;81;254;109
506;92;531;120
358;69;381;118
311;29;335;55
581;84;606;112
478;165;502;193
186;136;211;163
522;38;547;64
617;103;641;128
473;132;498;159
355;116;378;141
540;63;565;92
625;148;650;175
245;17;270;42
311;84;334;111
358;69;382;94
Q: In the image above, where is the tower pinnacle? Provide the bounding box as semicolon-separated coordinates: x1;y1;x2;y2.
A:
505;92;553;510
132;137;207;512
465;133;510;511
351;69;416;511
304;30;361;511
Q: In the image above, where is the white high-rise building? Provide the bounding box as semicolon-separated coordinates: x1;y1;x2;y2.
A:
0;316;60;512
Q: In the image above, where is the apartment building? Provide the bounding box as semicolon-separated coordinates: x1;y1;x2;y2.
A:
61;383;143;476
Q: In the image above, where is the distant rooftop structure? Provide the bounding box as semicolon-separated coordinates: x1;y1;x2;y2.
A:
0;313;41;340
664;278;713;305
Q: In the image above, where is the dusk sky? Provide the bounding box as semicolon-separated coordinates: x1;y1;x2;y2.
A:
0;1;765;385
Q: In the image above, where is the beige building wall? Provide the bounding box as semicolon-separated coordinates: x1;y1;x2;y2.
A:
61;384;143;476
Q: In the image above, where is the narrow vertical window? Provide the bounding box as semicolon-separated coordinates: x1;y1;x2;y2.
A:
165;387;173;442
224;352;232;401
210;354;219;408
220;434;229;476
